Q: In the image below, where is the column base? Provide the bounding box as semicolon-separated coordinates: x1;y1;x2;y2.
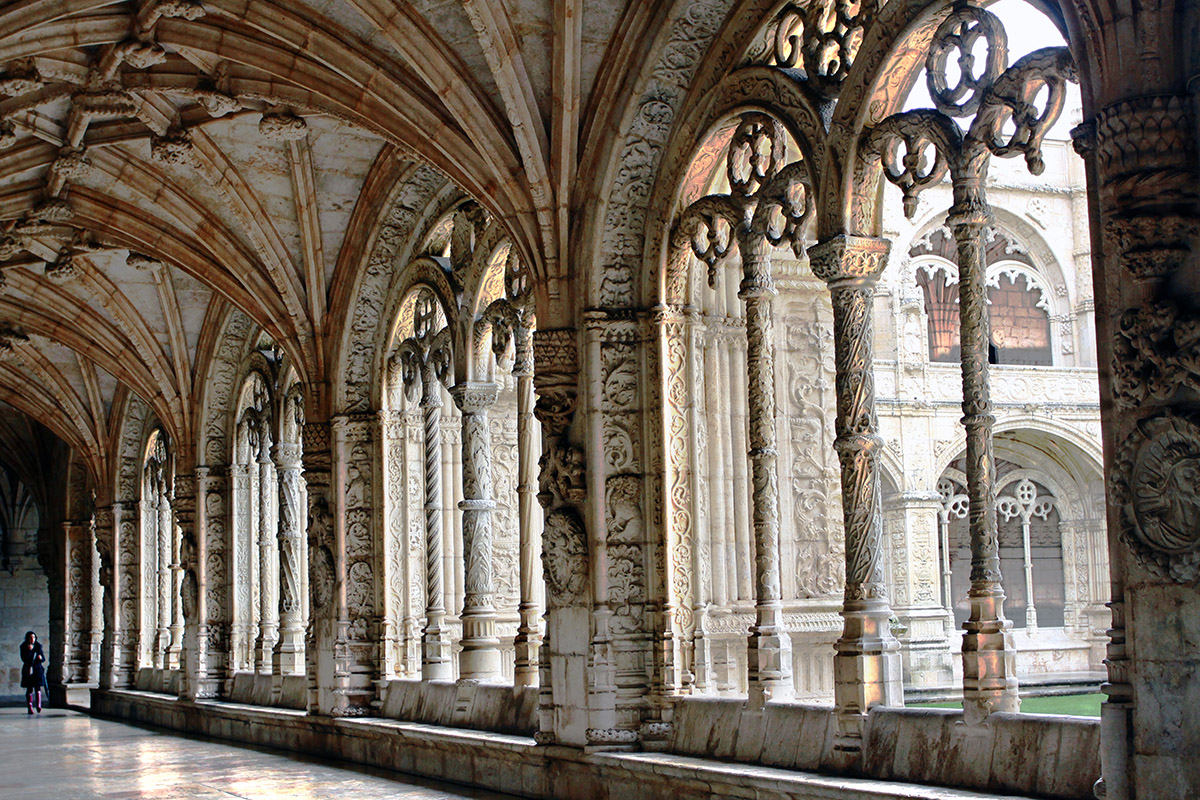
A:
459;610;503;681
746;625;794;708
422;630;454;682
834;600;903;753
961;626;1019;725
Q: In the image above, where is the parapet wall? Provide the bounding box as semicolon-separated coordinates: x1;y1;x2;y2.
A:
668;697;1100;800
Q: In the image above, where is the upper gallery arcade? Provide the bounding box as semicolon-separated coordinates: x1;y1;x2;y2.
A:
0;0;1196;798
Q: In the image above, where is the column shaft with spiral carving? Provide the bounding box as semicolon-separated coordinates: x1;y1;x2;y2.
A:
739;242;792;707
254;439;279;674
420;369;452;680
809;235;903;750
273;443;306;675
452;381;502;681
949;207;1019;725
95;503;125;689
512;323;541;687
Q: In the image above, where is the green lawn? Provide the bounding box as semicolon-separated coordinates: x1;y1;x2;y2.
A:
911;693;1102;717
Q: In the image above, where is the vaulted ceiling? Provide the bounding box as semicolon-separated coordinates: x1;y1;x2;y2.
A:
0;0;635;485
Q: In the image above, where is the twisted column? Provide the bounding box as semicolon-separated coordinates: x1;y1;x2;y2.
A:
809;235;902;749
254;436;279;674
948;206;1019;724
452;381;502;681
739;241;792;707
419;370;452;680
273;442;305;675
512;324;541;687
156;496;172;668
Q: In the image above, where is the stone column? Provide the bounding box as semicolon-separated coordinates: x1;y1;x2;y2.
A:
59;517;95;703
512;323;541;687
95;504;122;690
533;328;589;747
273;442;306;675
739;240;793;707
168;499;185;672
809;234;902;749
156;496;172;669
332;413;381;713
947;204;1019;724
303;420;345;715
451;381;503;681
418;366;452;681
118;504;141;683
193;467;225;699
175;472;206;700
1078;93;1200;799
255;437;279;673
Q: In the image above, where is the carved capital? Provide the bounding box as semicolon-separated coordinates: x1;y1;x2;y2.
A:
0;59;43;96
533;327;577;384
51;147;92;181
0;325;29;361
45;250;80;283
1094;95;1197;208
272;442;303;469
301;421;332;477
450;381;499;414
808;234;890;286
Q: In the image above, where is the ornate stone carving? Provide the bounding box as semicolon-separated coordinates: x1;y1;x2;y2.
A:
541;508;588;607
45;251;80;283
259;111;308;141
1112;302;1200;407
0;59;43;96
150;129;197;166
1112;413;1200;583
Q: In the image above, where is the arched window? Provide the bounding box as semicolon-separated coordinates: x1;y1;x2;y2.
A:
940;462;1065;630
912;228;1056;366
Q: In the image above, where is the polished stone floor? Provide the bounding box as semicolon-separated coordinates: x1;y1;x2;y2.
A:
0;707;517;799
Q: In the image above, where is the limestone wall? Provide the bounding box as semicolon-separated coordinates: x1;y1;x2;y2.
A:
0;524;49;700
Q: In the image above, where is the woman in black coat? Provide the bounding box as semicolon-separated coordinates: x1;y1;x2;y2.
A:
19;631;47;714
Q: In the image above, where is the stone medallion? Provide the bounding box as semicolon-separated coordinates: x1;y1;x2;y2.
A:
1112;413;1200;582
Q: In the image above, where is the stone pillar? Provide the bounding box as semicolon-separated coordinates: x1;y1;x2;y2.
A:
1076;93;1200;799
303;420;345;715
193;467;226;699
95;505;121;690
273;442;306;675
156;496;172;669
533;328;589;747
56;517;95;703
947;205;1020;725
176;472;207;700
117;503;140;684
739;241;793;707
332;413;381;713
809;234;902;750
168;498;185;672
418;365;453;681
888;491;953;688
512;323;542;687
254;438;279;673
451;381;503;681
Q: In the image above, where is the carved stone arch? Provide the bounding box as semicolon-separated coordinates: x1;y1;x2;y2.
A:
196;305;259;468
654;105;818;307
987;207;1073;304
581;0;766;311
993;416;1105;483
113;391;156;506
878;443;907;494
833;0;959;236
331;162;454;415
995;467;1073;521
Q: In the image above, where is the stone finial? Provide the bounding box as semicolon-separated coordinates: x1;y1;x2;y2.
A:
0;324;29;359
150;129;196;166
0;121;15;149
127;251;164;272
51;147;93;181
119;40;169;70
258;111;308;141
45;251;80;283
0;60;43;97
33;199;74;222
